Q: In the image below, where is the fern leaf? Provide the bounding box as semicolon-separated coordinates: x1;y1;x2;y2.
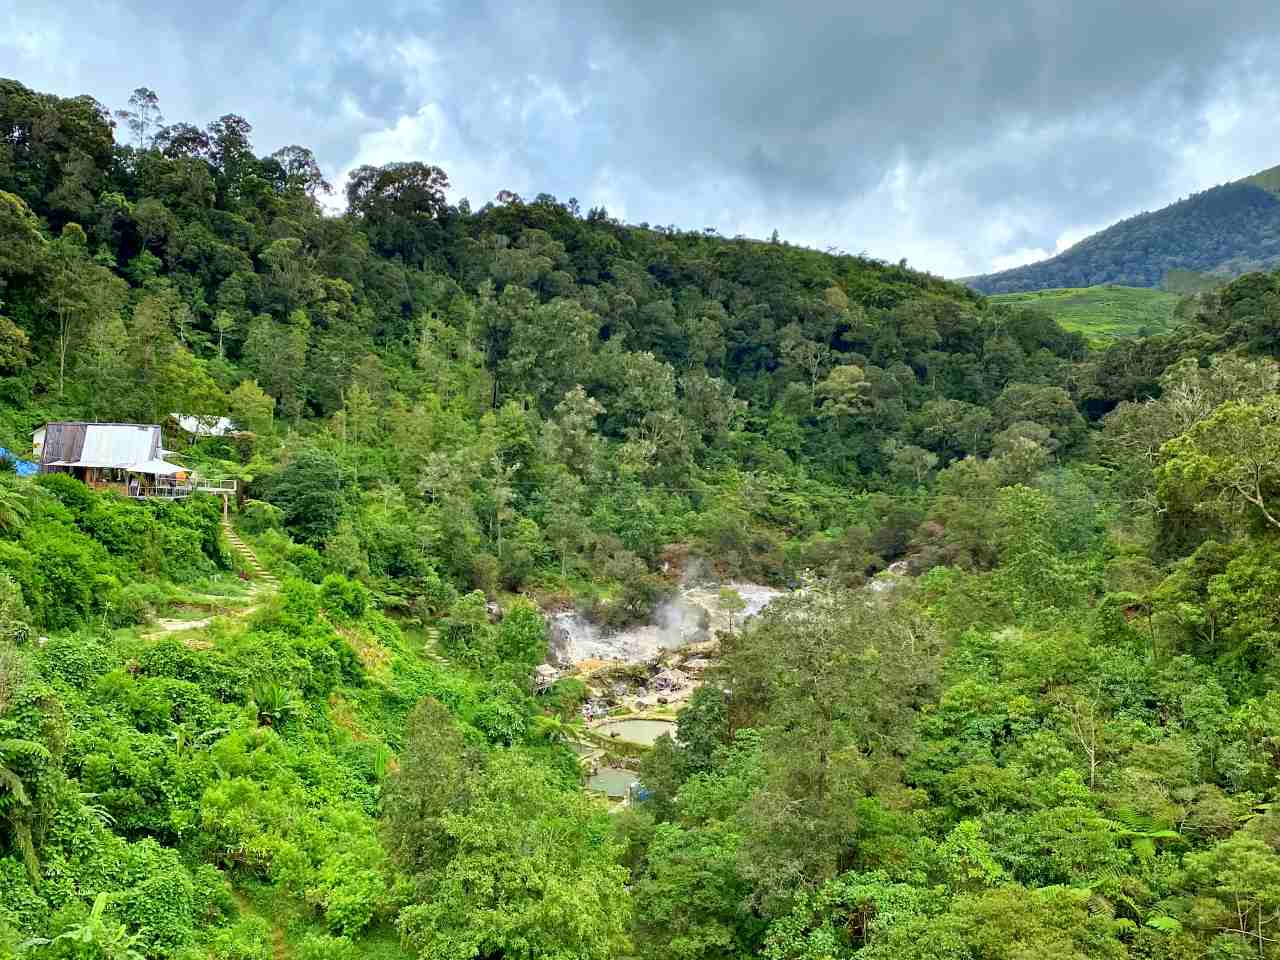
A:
1146;915;1183;935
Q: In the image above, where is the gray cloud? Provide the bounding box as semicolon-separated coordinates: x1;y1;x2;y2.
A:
4;0;1280;275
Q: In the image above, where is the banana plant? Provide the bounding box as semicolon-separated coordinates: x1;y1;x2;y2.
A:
19;893;144;960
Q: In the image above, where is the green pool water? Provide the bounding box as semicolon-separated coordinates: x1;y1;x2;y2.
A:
586;767;637;798
593;718;676;746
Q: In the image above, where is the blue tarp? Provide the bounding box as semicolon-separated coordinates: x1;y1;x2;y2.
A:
0;447;37;477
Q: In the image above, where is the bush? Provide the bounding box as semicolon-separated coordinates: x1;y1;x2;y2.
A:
36;632;114;687
286;543;326;582
208;916;273;960
0;483;226;628
239;499;284;534
411;569;458;619
496;598;547;667
0;573;31;644
438;591;494;666
154;522;214;583
18;521;112;629
320;575;368;621
35;472;95;517
296;933;357;960
546;677;588;716
105;581;154;627
190;863;236;928
116;841;196;958
253;528;293;568
267;448;351;545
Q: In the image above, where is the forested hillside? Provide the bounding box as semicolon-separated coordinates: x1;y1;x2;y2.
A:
987;285;1183;341
3;76;1280;960
970;169;1280;293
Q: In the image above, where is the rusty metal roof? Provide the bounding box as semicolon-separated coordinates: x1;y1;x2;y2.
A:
39;422;161;468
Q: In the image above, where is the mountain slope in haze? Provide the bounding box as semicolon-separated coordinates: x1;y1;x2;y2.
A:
969;165;1280;294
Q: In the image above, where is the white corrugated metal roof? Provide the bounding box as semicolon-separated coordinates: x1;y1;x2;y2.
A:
73;424;159;468
126;458;185;476
173;414;236;437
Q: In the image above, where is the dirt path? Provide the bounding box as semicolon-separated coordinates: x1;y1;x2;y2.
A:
144;516;279;640
230;890;288;960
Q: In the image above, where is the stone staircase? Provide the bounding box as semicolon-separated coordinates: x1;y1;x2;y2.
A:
221;514;279;588
420;624;449;663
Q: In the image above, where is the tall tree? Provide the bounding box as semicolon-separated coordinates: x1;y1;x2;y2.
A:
1158;397;1280;533
717;584;941;914
396;750;630;960
114;87;164;149
242;314;309;419
39;223;126;397
345;161;450;264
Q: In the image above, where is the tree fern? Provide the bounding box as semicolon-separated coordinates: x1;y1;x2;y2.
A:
1146;915;1183;935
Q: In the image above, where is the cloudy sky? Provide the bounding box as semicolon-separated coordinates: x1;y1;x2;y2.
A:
5;0;1280;277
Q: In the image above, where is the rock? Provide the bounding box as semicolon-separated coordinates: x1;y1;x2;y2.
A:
652;667;691;691
486;601;504;622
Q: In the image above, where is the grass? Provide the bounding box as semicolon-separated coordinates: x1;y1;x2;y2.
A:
238;881;414;960
1243;163;1280;196
988;284;1181;342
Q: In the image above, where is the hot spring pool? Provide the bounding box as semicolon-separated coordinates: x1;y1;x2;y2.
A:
586;767;637;798
593;718;676;746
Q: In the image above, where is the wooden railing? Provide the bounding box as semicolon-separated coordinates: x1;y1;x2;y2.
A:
194;479;238;494
127;478;237;500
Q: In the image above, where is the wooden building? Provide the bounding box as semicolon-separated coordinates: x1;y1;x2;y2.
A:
33;422;236;501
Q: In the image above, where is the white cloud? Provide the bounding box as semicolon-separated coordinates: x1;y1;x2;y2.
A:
8;0;1280;282
989;248;1054;272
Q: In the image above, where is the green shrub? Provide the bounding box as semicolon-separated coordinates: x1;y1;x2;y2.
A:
320;575;368;621
155;522;215;583
35;472;94;517
0;573;31;644
135;638;243;701
21;520;112;629
0;544;36;625
0;855;47;932
276;578;321;624
438;591;494;666
158;495;226;567
363;609;402;649
496;598;547;667
239;499;284;534
104;581;154;627
411;569;457;619
116;840;196;958
546;677;588;715
208;916;273;960
296;933;357;960
80;494;151;558
189;863;236;928
286;543;326;582
254;528;293;569
470;687;530;746
36;632;113;687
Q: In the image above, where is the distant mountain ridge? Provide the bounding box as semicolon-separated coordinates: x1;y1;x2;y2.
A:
968;164;1280;294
